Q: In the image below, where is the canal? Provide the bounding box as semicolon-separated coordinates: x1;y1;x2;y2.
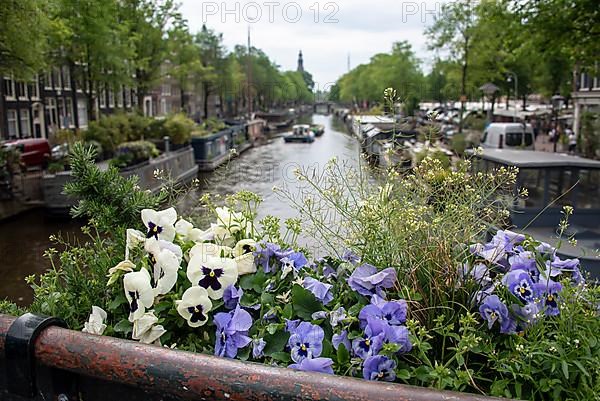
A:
0;114;361;305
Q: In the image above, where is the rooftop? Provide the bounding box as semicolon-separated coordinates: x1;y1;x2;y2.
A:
469;149;600;169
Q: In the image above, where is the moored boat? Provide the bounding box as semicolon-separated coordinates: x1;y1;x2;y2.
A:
310;124;325;136
283;125;315;143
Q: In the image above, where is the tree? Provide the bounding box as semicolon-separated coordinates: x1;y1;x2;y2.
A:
53;0;134;121
167;20;204;113
122;0;181;110
0;0;54;79
426;0;477;132
195;25;225;119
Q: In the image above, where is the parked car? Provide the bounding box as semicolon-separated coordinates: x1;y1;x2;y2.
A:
480;123;534;150
1;138;51;168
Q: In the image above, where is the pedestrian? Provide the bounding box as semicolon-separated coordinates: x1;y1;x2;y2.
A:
567;127;577;154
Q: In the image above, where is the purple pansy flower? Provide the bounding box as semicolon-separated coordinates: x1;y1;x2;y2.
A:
478;294;512;333
322;263;337;279
509;251;540;282
537;279;562;316
252;338;267;359
303;277;334;305
347;264;397;298
459;263;493;286
365;317;412;353
358;299;408;328
332;330;351;351
288;322;325;363
342;250;361;265
289;357;334;374
502;270;539;304
363;355;396;382
285;319;301;333
351;317;387;359
330;307;347;328
311;311;329;320
214;305;253;358
223;285;244;310
510;302;541;328
546;257;584;285
254;242;281;273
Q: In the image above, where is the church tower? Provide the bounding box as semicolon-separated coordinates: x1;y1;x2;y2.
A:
297;50;304;73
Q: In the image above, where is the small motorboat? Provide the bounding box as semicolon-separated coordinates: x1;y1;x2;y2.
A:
310;124;325;136
284;125;315;143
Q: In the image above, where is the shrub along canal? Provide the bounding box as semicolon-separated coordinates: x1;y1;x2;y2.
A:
0;114;361;305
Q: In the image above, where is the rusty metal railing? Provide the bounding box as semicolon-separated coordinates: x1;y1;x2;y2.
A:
0;313;506;401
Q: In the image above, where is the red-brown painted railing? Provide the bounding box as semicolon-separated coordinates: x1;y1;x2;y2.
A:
0;314;506;401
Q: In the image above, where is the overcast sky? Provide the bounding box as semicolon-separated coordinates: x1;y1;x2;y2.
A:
179;0;450;89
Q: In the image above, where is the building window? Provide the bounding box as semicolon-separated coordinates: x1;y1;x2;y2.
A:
44;72;53;89
17;82;28;99
160;98;168;115
124;88;131;108
4;77;15;99
66;100;74;127
77;99;88;128
20;110;30;137
162;84;171;96
99;88;106;108
53;67;62;90
117;87;123;108
47;98;58;130
62;66;71;89
30;77;39;99
58;98;66;128
6;110;18;137
108;89;115;107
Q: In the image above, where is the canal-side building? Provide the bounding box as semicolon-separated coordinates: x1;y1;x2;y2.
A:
1;66;90;140
573;64;600;137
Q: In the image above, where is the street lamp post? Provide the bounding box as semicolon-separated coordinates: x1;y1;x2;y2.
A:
506;72;518;123
552;94;565;153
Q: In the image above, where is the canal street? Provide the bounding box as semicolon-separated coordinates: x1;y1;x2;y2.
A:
0;114;360;305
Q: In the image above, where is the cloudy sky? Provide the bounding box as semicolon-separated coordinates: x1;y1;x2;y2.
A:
179;0;450;89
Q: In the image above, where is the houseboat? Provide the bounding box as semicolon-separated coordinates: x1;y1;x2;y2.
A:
471;148;600;279
349;115;396;139
255;109;296;131
284;125;315;143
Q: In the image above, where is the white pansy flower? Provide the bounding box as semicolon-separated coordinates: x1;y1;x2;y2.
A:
232;239;257;257
82;306;107;335
187;254;238;300
126;229;146;260
176;286;213;327
235;253;257;276
145;240;181;296
132;310;167;344
175;219;214;242
124;268;154;322
141;207;177;242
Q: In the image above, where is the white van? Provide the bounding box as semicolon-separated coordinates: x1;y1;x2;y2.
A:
481;123;535;150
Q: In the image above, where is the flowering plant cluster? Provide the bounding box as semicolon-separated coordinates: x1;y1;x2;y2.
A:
85;202;416;381
463;228;584;335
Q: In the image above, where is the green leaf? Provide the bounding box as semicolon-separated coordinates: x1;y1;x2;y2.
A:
291;285;322;320
263;331;290;356
108;294;126;311
282;303;293;319
561;360;569;380
396;369;411;380
266;323;282;335
270;352;292;363
113;319;133;335
237;346;251;361
336;343;350;366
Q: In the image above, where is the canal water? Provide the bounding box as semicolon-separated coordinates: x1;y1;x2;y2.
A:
0;114;361;305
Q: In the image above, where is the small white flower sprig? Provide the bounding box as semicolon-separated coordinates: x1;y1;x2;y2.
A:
96;205;259;346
